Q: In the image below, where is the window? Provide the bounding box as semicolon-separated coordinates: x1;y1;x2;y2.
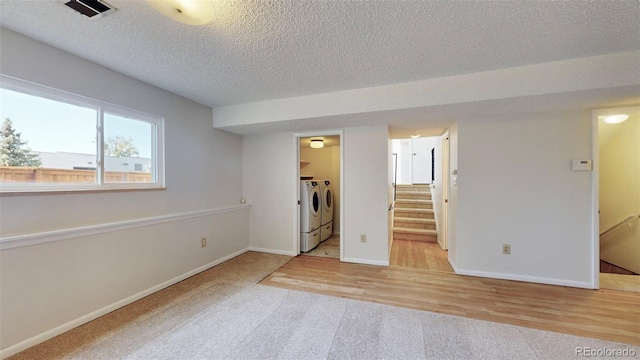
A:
0;75;164;193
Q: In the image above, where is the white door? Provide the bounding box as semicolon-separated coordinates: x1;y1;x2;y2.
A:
412;137;431;184
399;139;412;184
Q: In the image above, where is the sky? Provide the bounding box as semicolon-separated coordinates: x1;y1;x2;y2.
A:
0;88;152;158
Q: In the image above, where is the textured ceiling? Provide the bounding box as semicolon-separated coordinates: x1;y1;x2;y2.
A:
1;0;639;112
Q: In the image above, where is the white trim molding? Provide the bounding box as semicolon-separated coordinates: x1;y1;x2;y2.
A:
294;130;345;260
453;267;594;289
0;204;251;251
248;247;297;257
342;257;389;267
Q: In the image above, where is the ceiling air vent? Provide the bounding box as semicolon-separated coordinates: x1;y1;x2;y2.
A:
63;0;117;19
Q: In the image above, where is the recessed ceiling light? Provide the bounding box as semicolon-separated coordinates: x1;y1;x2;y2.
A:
603;114;629;124
147;0;213;25
410;134;420;138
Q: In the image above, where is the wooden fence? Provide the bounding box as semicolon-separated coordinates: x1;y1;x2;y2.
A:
0;167;152;183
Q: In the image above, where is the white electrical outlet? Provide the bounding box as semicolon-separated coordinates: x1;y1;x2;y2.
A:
502;244;510;255
201;238;207;248
360;234;366;243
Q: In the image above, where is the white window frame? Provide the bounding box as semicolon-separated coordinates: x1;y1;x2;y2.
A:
0;75;165;193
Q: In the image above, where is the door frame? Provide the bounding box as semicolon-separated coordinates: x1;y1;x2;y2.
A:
439;131;450;250
590;105;640;289
294;130;344;260
590;109;601;289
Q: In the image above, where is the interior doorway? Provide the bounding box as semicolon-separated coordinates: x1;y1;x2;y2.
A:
390;134;450;269
594;106;640;293
394;137;438;185
296;132;343;260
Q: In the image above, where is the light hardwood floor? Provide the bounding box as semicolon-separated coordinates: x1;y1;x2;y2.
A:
389;239;452;272
600;273;640;293
260;255;640;346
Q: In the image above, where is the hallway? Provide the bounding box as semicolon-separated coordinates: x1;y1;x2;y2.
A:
390;239;452;272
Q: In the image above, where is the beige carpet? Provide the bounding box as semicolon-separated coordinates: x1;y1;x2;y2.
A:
9;252;639;359
303;234;339;259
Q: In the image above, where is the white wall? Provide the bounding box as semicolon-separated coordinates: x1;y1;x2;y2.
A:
599;115;640;273
243;126;389;265
343;126;390;265
454;110;594;287
0;29;247;356
1;210;249;354
243;132;297;255
0;29;243;235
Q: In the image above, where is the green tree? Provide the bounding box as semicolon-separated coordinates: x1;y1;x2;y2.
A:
0;118;42;167
105;135;140;157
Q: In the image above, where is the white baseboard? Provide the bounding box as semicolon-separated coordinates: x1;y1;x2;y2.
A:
452;266;595;289
248;247;297;257
0;247;250;359
342;257;389;266
448;257;458;272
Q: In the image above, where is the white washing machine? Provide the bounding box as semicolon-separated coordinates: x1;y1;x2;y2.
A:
318;180;334;242
300;180;321;252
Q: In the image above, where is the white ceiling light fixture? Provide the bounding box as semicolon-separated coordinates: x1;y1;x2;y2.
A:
147;0;214;26
410;134;421;139
603;114;629;124
310;139;324;149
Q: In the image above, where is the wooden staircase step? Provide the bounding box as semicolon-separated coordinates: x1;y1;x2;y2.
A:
393;184;437;242
394;199;433;209
393;227;438;242
395;191;432;200
394;208;434;219
393;227;437;234
396;184;431;189
393;217;436;230
396;188;430;194
395;199;432;204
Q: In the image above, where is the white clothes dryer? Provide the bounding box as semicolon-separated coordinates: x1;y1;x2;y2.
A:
318;180;334;242
300;180;321;252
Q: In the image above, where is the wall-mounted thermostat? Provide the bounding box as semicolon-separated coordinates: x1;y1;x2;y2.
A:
572;160;592;171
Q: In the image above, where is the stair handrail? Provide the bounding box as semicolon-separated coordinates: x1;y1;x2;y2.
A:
392;153;398;201
600;214;638;237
